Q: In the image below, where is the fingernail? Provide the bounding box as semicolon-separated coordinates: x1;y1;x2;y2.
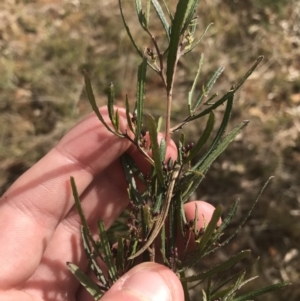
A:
121;269;171;301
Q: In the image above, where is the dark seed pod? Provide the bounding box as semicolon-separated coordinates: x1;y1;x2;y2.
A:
131;116;137;123
199;227;205;235
184;223;189;231
153;211;160;217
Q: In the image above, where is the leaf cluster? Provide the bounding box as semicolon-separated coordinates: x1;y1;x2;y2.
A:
68;0;290;300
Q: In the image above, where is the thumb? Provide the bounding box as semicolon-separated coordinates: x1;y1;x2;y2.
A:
101;262;184;301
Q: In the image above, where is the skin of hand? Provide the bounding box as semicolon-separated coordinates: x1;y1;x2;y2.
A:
0;107;218;301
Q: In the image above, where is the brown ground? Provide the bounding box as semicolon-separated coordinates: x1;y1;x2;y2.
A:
0;0;299;300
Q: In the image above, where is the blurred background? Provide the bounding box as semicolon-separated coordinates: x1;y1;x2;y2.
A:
0;0;299;300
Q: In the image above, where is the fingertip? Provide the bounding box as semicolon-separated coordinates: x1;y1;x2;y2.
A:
101;263;184;301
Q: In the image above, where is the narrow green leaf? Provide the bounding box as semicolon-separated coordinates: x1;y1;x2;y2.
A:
178;57;263;130
185;111;215;162
160;224;166;263
83;71;121;137
187;57;262;122
188;53;204;114
151;0;170;39
194;66;225;111
204;92;218;105
128;239;139;259
116;236;125;273
135;0;143;21
182;0;200;34
71;177;89;231
125;95;135;133
107;211;129;237
211;286;234;300
198;120;249;174
180;270;191;301
67;262;103;300
233;282;291;301
115;108;120;132
173;192;185;239
136;57;147;140
217;200;239;234
206;278;212;300
129;165;180;260
166;0;190;92
157;116;163;132
171;90;234;133
201;201;240;251
98;220;118;283
159;138;166;163
178;192;187;230
197;205;222;252
143;203;154;234
234;56;263;92
214;177;274;249
153;187;163;213
168;199;176;251
81;227;108;287
146;0;151;27
189;91;231;122
202;289;208;301
135;0;142;12
121;155;144;205
107;82;116;129
189;15;198;37
182;250;251;282
136;0;147;28
119;0;158;72
177;175;198;206
171;91;231;133
194;92;234;171
236;276;260;296
148;115;164;184
178;94;234;203
177;134;185;164
119;0;143;58
162;0;173;20
193;202;199;236
202;179;274;260
211;259;259;297
71;177;104;261
124;153;146;183
235;272;246;289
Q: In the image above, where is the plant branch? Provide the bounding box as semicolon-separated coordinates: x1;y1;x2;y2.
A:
165;47;181;144
145;28;167;89
123;131;155;165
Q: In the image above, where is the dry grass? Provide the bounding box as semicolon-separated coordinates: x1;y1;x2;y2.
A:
0;0;299;299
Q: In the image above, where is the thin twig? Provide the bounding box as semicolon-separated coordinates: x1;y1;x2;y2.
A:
145;28;167;88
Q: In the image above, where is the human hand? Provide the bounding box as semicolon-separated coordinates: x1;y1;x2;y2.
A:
0;107;217;301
